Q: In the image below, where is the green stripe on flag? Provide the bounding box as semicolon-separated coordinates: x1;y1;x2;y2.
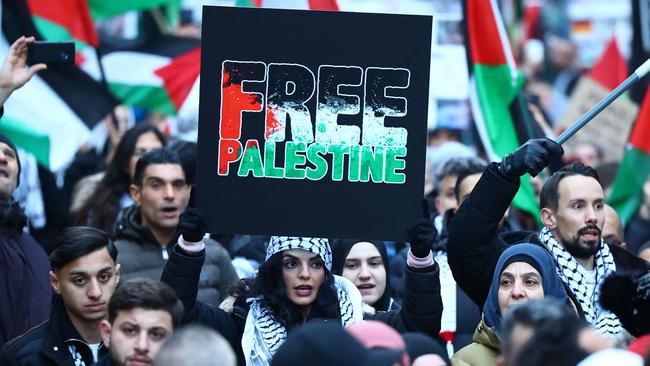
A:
474;64;520;157
609;147;650;225
235;0;259;7
109;83;177;115
88;0;180;19
474;64;540;217
0;116;50;167
32;16;92;50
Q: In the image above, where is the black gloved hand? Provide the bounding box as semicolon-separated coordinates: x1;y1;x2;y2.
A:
178;207;209;242
407;200;437;258
499;138;564;178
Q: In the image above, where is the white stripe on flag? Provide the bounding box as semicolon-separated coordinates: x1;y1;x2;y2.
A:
82;51;169;86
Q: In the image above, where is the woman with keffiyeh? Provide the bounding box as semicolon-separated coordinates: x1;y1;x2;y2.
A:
161;210;442;366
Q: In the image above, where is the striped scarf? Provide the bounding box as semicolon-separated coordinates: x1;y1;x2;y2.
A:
539;227;622;337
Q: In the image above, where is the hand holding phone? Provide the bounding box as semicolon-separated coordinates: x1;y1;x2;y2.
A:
0;36;48;106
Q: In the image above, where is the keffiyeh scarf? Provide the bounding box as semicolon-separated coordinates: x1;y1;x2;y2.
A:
241;236;364;366
539;227;622;337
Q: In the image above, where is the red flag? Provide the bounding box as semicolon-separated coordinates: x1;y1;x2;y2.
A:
589;36;628;90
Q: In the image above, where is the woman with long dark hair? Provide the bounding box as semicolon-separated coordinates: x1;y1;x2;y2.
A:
163;233;363;366
163;209;443;365
72;123;165;234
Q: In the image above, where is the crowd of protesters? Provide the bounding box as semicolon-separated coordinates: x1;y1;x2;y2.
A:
1;2;650;366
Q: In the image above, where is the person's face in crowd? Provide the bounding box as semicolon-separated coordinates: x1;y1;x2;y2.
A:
131;164;191;233
412;354;448;366
497;262;544;315
0;142;19;203
573;143;601;169
602;204;626;249
342;242;387;306
282;249;326;311
639;248;650;263
457;173;482;206
128;132;164;180
542;175;605;260
50;248;120;326
435;175;458;214
100;307;173;366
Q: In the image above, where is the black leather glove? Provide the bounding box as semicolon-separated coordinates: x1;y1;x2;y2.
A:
407;200;437;258
178;208;209;242
499;138;564;178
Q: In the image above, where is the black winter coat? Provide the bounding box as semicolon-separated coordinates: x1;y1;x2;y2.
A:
447;163;650;311
161;244;442;366
0;297;107;366
0;203;52;346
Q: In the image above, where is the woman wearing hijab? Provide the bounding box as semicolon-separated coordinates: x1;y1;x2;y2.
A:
329;218;443;335
452;244;574;366
331;239;398;311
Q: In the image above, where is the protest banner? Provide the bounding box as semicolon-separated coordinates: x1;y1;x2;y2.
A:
556;77;638;162
197;6;432;240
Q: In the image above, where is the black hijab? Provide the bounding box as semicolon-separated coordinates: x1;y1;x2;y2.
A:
330;239;392;311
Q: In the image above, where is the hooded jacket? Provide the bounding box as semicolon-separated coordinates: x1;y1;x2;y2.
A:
0;202;51;346
114;205;238;306
0;297;107;366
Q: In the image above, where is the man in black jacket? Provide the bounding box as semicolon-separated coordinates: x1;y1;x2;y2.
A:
0;35;50;347
0;226;120;366
447;138;650;338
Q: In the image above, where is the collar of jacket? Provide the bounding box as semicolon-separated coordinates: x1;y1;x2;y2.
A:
115;205;173;246
0;201;27;231
41;296;107;365
472;317;500;352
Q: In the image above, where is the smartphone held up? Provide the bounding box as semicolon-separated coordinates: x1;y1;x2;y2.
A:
27;41;75;65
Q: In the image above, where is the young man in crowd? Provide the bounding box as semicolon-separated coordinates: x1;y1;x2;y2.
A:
113;148;238;306
0;226;120;365
95;279;183;366
0;36;50;346
447;138;650;338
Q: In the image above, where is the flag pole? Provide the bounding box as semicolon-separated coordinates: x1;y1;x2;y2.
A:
556;58;650;145
94;47;119;129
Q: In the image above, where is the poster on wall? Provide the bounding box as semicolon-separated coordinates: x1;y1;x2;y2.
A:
197;6;432;241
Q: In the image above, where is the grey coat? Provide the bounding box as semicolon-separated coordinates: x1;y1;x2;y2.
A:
114;206;239;306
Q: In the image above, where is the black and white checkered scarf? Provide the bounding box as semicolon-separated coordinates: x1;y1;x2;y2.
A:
242;236;364;366
539;227;622;337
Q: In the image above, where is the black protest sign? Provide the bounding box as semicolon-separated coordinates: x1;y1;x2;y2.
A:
197;6;432;241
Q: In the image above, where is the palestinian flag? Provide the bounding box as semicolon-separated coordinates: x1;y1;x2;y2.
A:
1;0;117;170
80;35;200;115
27;0;98;49
87;0;179;19
464;0;540;217
589;35;628;91
237;0;339;10
609;89;650;225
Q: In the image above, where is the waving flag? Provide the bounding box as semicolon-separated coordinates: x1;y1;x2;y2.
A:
1;0;117;170
464;0;540;217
